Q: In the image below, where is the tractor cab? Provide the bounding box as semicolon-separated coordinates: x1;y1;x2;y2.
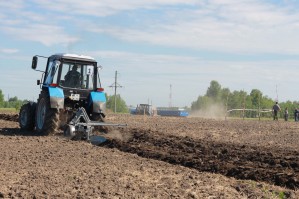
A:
33;54;102;99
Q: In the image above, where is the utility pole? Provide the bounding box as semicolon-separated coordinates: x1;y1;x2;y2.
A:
109;71;122;113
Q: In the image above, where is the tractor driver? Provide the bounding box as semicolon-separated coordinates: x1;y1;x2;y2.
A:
64;65;81;88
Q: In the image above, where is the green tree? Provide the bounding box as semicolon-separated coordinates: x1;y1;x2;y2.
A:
8;96;18;102
229;90;247;109
106;94;128;113
250;89;262;108
191;96;200;110
260;96;274;109
221;87;231;109
5;96;26;110
206;80;221;101
191;96;213;111
221;88;230;101
0;89;4;108
190;80;282;119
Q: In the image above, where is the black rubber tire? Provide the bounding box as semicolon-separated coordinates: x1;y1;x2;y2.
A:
35;91;59;135
19;102;36;130
91;112;105;122
91;113;110;133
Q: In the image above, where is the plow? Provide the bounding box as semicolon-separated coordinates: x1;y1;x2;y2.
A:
19;53;126;144
64;107;126;143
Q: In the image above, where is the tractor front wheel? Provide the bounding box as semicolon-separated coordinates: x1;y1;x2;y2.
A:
35;91;59;135
19;102;36;130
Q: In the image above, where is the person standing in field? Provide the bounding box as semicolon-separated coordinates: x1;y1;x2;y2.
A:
294;109;299;122
284;107;288;121
272;102;281;121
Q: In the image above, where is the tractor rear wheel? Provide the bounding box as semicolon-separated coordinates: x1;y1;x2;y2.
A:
92;113;110;133
35;91;59;135
91;112;105;122
19;102;36;130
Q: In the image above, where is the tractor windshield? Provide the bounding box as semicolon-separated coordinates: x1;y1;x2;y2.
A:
59;63;95;90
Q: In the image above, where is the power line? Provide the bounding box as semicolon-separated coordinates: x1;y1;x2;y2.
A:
109;70;122;113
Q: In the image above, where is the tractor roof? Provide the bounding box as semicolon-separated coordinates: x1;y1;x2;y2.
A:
52;53;96;62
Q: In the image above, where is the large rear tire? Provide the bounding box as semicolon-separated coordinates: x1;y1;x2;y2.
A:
91;112;105;122
19;102;36;130
35;91;59;135
91;113;110;133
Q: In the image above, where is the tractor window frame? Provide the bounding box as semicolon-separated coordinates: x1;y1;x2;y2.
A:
44;59;60;85
57;59;98;90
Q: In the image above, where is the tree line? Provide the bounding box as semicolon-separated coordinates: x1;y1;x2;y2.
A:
191;80;298;119
0;89;128;113
106;94;128;113
0;90;25;110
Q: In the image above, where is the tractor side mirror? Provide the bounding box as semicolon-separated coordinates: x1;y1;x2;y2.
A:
37;80;40;85
97;65;103;70
32;56;38;69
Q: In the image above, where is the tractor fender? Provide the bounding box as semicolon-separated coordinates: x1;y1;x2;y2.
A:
48;87;64;109
89;91;106;114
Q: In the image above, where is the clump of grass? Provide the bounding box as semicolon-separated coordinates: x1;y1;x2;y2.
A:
278;191;285;199
236;180;289;199
0;108;17;114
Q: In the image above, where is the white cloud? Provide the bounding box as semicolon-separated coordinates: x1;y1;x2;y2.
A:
78;0;299;55
0;48;19;54
34;0;198;17
0;0;24;10
1;0;299;53
2;24;79;46
0;1;78;47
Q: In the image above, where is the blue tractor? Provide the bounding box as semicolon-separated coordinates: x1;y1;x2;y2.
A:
19;53;124;141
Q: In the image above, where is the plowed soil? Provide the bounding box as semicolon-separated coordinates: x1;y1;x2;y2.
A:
0;113;298;198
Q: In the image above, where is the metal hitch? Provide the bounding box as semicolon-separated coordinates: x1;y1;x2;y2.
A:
64;107;126;143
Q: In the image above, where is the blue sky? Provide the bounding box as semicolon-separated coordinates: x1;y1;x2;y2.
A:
1;0;299;107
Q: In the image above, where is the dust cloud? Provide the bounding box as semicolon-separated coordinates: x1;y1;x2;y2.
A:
190;103;226;120
105;129;132;142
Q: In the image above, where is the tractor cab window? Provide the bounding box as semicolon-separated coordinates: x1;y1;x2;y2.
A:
60;63;95;89
44;60;60;85
82;65;94;89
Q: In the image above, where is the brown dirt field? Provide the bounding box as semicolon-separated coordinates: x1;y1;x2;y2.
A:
0;113;299;198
